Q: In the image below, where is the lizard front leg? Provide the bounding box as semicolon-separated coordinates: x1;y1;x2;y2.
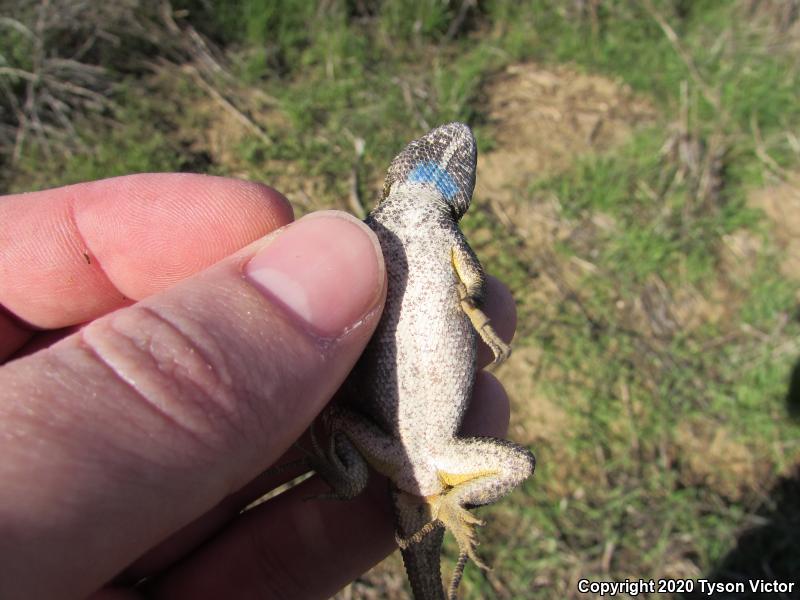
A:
450;242;511;365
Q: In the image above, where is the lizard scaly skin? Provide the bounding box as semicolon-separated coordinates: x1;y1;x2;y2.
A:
311;123;535;599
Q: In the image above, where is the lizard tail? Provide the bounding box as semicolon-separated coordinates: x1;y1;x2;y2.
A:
399;528;446;600
392;489;447;600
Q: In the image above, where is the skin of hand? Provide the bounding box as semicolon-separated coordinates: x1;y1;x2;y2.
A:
0;173;517;600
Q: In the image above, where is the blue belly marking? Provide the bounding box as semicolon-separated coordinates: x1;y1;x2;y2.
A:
409;161;458;200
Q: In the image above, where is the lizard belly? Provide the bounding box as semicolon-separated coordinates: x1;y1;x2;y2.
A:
350;200;479;497
392;282;475;496
393;277;474;436
374;235;477;495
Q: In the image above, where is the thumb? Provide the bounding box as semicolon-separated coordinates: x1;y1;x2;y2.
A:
0;211;386;600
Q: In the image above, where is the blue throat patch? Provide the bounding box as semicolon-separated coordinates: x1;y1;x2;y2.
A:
408;161;459;200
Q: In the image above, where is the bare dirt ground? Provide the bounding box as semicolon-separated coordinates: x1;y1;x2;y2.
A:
675;418;759;501
476;63;656;211
749;177;800;281
474;63;656;448
475;63;655;270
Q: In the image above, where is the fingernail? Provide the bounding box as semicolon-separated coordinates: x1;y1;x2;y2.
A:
245;211;384;337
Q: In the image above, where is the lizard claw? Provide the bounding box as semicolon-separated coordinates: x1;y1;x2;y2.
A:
431;494;491;572
482;324;511;367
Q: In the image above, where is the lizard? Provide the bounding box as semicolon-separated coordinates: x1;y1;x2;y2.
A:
309;122;536;599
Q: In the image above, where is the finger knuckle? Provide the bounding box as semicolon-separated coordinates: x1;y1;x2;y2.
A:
80;304;249;451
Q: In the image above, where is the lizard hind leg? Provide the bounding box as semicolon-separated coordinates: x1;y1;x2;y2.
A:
306;413;370;501
433;436;536;593
309;405;408;501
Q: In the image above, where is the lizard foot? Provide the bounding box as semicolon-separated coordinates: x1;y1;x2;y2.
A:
456;283;511;367
394;520;442;549
431;494;490;571
480;324;511;366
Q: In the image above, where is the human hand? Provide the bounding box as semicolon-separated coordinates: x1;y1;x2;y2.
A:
0;173;516;599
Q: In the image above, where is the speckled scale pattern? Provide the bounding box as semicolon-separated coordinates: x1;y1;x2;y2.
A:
383;122;477;219
323;123;535;600
349;123;480;495
362;202;475;429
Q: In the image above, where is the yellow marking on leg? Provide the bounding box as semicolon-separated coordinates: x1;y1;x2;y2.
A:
450;247;511;365
438;469;497;489
450;246;482;300
429;488;490;571
397;490;491;573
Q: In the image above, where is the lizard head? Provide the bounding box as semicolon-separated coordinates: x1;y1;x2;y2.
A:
381;122;477;220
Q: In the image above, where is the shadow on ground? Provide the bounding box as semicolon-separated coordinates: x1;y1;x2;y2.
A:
682;361;800;600
785;359;800;421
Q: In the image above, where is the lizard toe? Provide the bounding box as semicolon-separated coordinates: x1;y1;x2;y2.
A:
432;493;491;572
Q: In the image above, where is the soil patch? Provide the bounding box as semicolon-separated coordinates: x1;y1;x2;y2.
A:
675;418;760;501
748;178;800;281
496;346;571;447
476;62;656;230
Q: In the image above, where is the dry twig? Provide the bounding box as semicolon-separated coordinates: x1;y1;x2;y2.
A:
642;0;725;119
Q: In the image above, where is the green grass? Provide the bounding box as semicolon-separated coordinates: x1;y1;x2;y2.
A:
4;1;800;598
458;3;799;591
7;77;206;191
459;138;799;596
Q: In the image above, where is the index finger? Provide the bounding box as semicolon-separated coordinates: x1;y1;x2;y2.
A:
0;173;293;337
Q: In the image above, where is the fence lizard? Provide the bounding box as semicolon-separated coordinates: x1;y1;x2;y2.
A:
311;122;535;599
